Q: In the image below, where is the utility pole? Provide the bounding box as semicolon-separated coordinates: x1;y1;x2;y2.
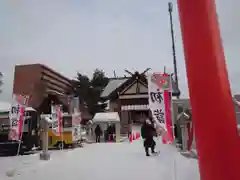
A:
0;72;3;94
168;2;179;99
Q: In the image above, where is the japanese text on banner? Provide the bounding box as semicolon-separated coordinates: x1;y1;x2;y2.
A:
9;94;29;140
72;111;81;142
148;74;166;130
51;105;63;136
71;97;81;142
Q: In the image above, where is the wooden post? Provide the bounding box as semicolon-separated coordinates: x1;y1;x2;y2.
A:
177;0;240;180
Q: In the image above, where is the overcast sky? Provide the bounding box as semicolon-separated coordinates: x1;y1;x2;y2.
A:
0;0;239;102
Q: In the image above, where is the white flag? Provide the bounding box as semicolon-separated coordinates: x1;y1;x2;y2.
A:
148;73;166;130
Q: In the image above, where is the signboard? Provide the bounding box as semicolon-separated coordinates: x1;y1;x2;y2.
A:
121;104;149;111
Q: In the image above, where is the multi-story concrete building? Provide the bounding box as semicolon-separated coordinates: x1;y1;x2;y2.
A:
13;64;72;113
13;63;91;120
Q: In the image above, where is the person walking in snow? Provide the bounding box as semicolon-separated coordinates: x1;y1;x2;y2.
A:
95;125;102;143
141;117;157;156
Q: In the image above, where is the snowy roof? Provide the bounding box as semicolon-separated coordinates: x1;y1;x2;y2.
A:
92;112;120;123
101;78;127;98
0;102;36;112
101;73;181;99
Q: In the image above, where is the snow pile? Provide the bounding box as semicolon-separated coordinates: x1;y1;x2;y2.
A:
1;140;200;180
0;153;43;179
1;151;68;179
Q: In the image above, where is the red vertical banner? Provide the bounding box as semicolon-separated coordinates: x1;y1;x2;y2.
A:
177;0;240;180
57;106;63;136
163;90;174;143
17;107;25;139
9;94;29;141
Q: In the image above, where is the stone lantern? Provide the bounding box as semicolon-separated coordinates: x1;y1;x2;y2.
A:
177;108;192;151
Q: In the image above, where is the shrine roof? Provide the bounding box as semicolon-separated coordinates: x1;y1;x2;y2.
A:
101;78;128;98
101;72;181;100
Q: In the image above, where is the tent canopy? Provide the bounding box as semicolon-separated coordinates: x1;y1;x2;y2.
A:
92;112;120;123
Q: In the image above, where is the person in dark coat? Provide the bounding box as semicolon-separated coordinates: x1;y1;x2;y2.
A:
107;124;114;141
141;118;157;156
94;125;102;143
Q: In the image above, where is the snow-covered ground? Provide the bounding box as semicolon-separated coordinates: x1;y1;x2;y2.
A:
1;138;200;180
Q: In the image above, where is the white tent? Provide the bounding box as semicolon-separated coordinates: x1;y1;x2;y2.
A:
92;112;120;123
91;112;121;142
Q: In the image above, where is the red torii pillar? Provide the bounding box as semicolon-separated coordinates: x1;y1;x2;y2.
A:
177;1;240;180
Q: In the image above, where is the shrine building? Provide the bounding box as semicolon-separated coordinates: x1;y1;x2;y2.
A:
101;70;180;134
